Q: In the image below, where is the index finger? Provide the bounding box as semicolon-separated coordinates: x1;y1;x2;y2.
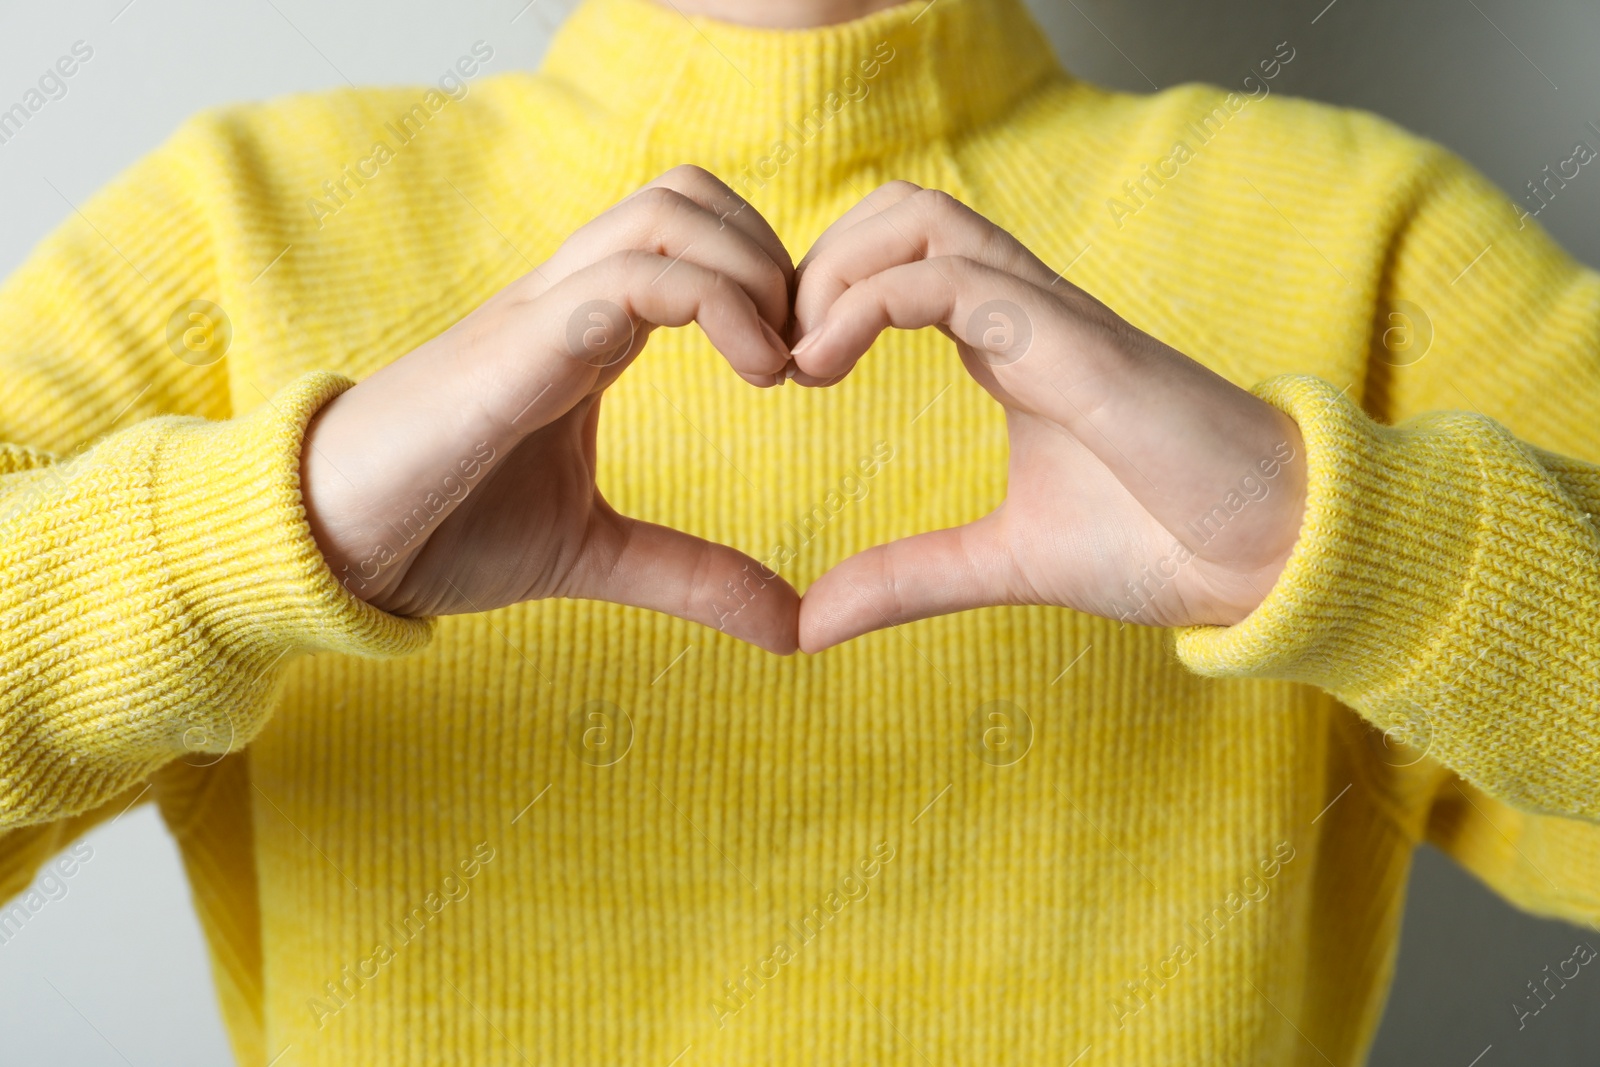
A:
639;164;796;304
795;185;1058;346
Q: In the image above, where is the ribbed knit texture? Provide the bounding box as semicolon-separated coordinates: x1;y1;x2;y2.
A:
3;0;1599;1063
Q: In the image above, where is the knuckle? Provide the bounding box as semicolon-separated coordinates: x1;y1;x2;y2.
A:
914;187;963;216
659;162;721;191
869;546;905;621
756;257;788;297
706;269;742;300
682;541;720;619
633;185;689;218
975;224;1013;264
875;179;922;199
607;247;660;280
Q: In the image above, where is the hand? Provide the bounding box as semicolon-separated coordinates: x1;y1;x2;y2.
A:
299;165;802;654
789;182;1308;653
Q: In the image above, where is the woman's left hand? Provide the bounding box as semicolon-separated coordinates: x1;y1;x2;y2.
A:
790;182;1309;653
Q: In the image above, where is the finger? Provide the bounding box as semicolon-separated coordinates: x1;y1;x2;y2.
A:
575;511;801;655
792;255;1060;384
787;181;922;385
792;179;922;289
798;255;1301;556
793;186;1057;348
604;251;793;384
794;256;1138;448
483;250;793;435
797;512;1013;653
641;164;796;309
543;182;792;338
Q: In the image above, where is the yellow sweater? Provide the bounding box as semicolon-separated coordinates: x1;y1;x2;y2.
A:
4;0;1600;1062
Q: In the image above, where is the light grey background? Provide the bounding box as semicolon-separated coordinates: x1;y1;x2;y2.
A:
0;1;1596;1064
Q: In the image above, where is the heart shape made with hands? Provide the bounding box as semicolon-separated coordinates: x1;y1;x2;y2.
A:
303;167;1306;659
632;171;1305;655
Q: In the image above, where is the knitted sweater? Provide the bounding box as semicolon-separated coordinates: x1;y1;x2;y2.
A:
3;0;1599;1063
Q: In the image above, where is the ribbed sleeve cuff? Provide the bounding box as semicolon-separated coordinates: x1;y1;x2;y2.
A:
148;370;435;662
1;370;433;826
1172;373;1487;687
1173;374;1600;817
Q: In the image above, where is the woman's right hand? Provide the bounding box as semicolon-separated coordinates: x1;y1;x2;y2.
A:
298;165;801;654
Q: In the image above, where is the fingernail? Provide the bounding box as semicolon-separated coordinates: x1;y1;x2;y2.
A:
759;318;788;357
791;329;819;357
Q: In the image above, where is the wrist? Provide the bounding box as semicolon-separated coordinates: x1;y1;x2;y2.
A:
298;398;387;607
1196;410;1309;627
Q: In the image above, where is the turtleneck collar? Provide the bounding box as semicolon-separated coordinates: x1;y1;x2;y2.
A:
539;0;1064;172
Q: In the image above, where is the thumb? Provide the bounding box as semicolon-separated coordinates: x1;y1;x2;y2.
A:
572;512;801;655
798;512;1013;654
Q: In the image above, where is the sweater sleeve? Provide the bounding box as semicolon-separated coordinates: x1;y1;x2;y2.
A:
1426;777;1600;929
1171;141;1600;828
0;114;434;836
